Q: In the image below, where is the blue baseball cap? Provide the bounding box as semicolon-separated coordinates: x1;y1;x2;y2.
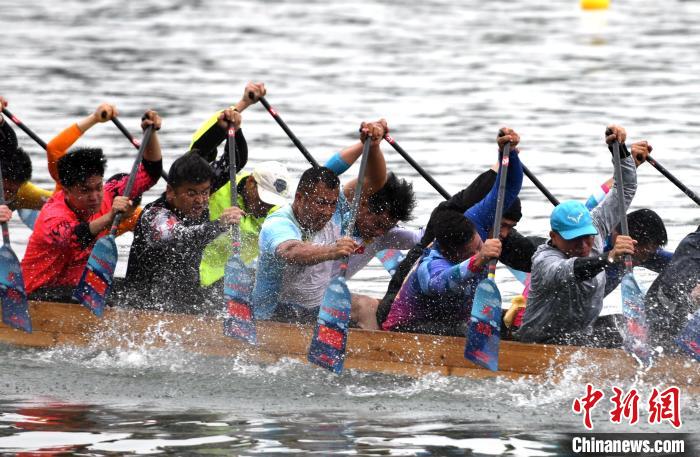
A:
550;200;598;240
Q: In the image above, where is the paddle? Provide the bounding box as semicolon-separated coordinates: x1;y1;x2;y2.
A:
464;143;511;371
111;116;169;182
646;155;700;206
250;93;320;168
0;159;32;332
73;126;154;316
611;141;653;364
1;108;48;150
523;164;559;206
222;122;256;344
308;138;372;373
383;134;451;199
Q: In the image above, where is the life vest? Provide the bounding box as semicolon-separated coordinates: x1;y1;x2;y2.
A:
199;172;279;286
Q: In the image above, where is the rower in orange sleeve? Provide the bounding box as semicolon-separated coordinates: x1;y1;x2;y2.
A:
21;109;163;302
45;102;144;235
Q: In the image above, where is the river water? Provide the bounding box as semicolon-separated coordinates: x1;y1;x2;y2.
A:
2;0;700;454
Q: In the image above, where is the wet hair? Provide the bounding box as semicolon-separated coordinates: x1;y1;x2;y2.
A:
57;147;107;188
168;152;213;188
367;172;416;222
503;197;522;222
432;209;477;252
1;146;32;183
618;208;667;247
107;173;143;206
296;166;339;196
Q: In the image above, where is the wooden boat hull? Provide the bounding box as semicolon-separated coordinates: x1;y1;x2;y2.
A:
1;301;698;388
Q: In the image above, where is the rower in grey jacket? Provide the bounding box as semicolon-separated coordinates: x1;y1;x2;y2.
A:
519;125;644;345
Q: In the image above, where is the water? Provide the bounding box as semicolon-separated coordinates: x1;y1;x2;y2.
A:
2;0;700;453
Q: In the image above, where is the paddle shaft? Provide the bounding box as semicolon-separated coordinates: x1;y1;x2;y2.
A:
523;164;559;206
383;134;451;200
646;155;700;206
112;117;169;182
0;160;11;246
339;139;372;278
228;123;242;256
611;142;633;272
2;108;48;150
486;143;511;277
250;93;320;168
109;126;154;236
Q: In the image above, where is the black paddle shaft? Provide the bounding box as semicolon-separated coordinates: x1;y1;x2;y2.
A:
227;122;243;255
646;155;700;206
0;157;12;246
110;126;154;236
487;143;511;274
249;93;320;168
523;164;559;206
2;108;48;150
383;134;452;200
112;117;169;182
611;141;633;273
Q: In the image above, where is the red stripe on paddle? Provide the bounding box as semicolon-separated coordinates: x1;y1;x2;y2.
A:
318;325;344;350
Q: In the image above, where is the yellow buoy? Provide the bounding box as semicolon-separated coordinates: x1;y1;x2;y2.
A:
581;0;610;10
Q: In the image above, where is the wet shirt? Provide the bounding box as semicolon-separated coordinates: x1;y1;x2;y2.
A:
21;162;161;294
252;197;349;318
382;246;485;332
383;148;523;333
519;154;637;344
124;195;228;312
251;152;358;318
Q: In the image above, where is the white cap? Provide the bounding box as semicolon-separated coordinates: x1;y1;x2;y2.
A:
252;161;291;206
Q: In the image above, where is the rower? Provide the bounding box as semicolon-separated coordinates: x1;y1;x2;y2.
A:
251;120;416;328
382;128;523;335
518;125;649;346
644;228;700;352
0;96;52;220
20;110;163;302
184;83;295;292
124;109;246;314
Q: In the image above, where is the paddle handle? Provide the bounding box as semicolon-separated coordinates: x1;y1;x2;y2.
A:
2;108;48;150
383;134;452;200
486;143;511;276
611;141;633;272
250;93;320;168
523;164;559;206
109;126;154;236
647;155;700;206
339;139;372;278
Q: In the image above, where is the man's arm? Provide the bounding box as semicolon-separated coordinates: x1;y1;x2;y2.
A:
591;125;641;237
465;136;524;240
276;237;358;266
419;239;501;296
188;82;263;163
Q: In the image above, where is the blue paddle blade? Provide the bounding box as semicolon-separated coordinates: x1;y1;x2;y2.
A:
0;245;32;332
375;249;405;276
222;255;256;344
308;276;351;374
676;310;700;362
506;266;528;285
73;234;117;317
465;277;501;371
620;272;653;364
